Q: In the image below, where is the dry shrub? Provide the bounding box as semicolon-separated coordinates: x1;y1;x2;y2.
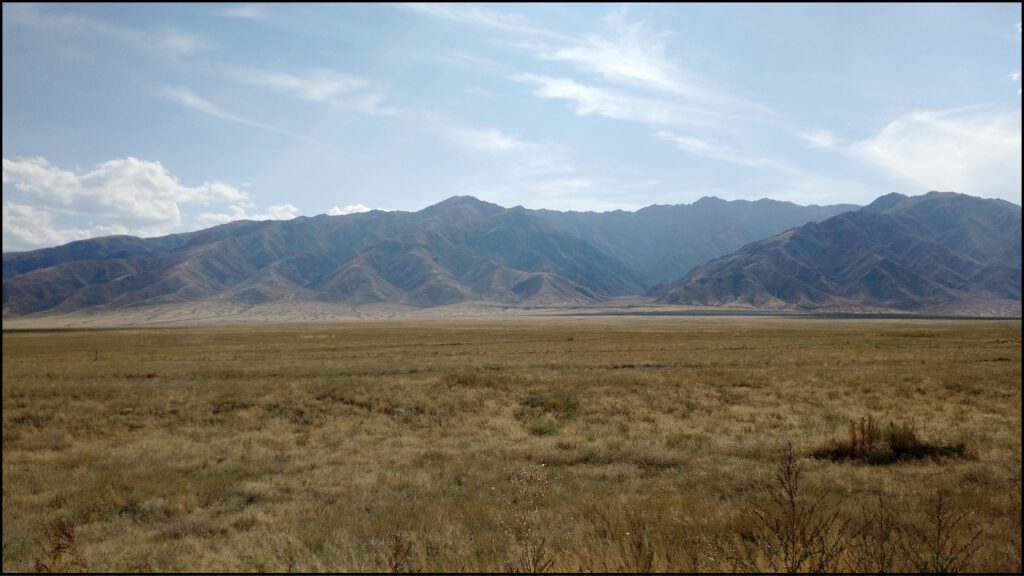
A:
900;489;984;573
847;493;903;573
33;518;87;573
380;532;419;573
735;442;857;573
813;415;970;465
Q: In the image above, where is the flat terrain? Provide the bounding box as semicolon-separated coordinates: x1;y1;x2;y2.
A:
2;317;1020;572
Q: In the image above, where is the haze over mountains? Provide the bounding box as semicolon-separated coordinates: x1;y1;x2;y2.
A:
3;192;1020;318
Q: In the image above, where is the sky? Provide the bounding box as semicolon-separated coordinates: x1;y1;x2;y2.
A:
2;3;1021;252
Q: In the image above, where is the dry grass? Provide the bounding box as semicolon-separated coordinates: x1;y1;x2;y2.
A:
2;316;1020;572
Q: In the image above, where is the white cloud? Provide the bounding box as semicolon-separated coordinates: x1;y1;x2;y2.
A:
512;73;721;128
1011;72;1022;81
3;202;138;251
236;69;367;103
221;4;268;20
233;68;398;116
538;11;694;98
5;4;208;57
2;157;295;251
797;128;842;149
196;204;300;227
446;127;529;153
2;157;247;226
521;10;770;125
160;86;291;135
327;204;372;216
847;107;1022;203
400;3;563;39
655;131;769;168
155;29;209;56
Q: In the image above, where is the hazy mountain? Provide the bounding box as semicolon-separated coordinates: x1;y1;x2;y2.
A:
3;196;643;315
532;197;857;286
655;192;1022;314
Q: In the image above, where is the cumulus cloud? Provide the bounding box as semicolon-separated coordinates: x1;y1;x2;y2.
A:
327;204;372;216
2;157;296;251
3;202;137;251
847;107;1022;203
196;204;300;227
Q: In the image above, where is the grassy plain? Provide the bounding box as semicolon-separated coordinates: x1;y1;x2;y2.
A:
2;317;1020;572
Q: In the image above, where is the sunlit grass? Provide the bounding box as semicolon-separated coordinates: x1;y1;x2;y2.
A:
2;317;1020;572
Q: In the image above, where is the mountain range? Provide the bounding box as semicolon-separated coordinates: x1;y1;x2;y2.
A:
655;192;1021;315
3;192;1020;317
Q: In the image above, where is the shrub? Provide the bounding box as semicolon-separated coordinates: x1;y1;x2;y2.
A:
34;518;88;573
736;443;857;573
514;390;579;436
526;417;560;437
812;415;970;465
900;490;984;573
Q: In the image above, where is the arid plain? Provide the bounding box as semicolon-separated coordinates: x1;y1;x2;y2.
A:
2;316;1020;572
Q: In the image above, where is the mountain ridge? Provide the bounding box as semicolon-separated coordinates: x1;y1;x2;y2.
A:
654;192;1021;315
4;192;1020;318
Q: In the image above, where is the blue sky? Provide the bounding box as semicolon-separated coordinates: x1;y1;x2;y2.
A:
2;3;1021;251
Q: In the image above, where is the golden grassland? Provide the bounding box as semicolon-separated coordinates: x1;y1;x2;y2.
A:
2;316;1020;572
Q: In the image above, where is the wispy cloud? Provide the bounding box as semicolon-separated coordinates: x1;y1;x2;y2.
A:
160;86;290;135
521;10;772;121
445;126;530;153
655;131;770;168
232;68;399;116
537;10;694;97
432;117;652;211
400;3;564;39
847;106;1022;202
1;156;285;250
512;73;724;128
797;128;842;149
5;4;209;57
235;69;367;102
221;4;268;21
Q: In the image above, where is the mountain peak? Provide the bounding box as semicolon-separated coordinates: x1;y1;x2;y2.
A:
861;192;908;213
418;195;505;219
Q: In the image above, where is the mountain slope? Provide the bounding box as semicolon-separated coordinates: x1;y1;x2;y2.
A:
3;196;642;315
655;192;1022;314
532;197;856;286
